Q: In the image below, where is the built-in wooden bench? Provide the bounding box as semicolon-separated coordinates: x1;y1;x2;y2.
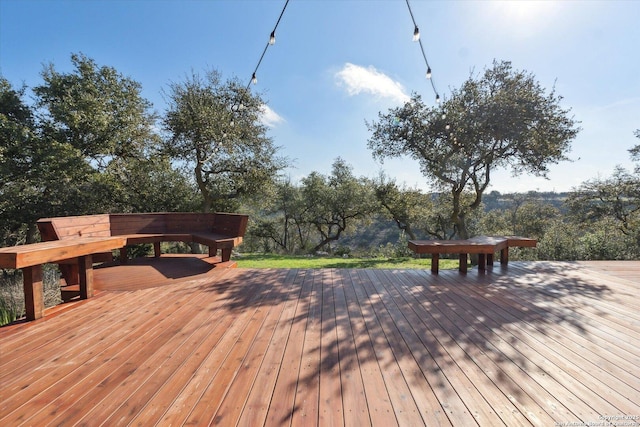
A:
0;236;128;320
37;212;248;288
408;235;537;274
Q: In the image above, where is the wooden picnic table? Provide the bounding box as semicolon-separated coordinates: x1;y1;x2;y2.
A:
408;235;537;274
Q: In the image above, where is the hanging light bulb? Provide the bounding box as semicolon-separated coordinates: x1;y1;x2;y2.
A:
251;73;257;85
412;25;420;41
441;112;446;120
435;94;440;103
269;31;276;45
445;123;451;130
426;67;432;79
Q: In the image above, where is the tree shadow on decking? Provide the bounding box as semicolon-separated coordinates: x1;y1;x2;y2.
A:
194;262;631;425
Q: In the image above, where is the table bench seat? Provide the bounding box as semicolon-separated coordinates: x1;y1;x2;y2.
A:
408;235;537;274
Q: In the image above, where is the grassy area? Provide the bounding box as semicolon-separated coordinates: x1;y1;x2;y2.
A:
235;253;462;270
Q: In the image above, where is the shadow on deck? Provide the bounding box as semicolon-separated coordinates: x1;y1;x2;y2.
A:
1;260;638;426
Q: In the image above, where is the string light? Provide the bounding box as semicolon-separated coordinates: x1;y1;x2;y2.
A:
229;0;290;121
245;0;289;90
232;0;444;128
406;0;440;105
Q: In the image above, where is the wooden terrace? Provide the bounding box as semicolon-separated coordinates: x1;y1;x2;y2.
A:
1;257;639;426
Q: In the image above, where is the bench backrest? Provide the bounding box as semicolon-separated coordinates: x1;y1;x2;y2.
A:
211;213;249;237
109;214;166;235
38;214;112;240
163;213;216;233
37;212;249;241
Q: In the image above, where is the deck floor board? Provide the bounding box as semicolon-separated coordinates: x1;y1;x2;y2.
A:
1;260;639;426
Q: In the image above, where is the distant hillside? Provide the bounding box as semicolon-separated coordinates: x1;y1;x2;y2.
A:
481;191;569;212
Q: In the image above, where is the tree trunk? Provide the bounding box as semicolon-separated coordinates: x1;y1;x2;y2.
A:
26;223;39;244
451;188;470;240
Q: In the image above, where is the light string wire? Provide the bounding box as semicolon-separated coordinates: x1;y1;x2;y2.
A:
245;0;290;90
234;0;442;125
229;0;289;125
405;0;440;104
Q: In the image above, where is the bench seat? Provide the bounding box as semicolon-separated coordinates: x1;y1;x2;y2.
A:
408;235;537;274
36;212;248;285
37;212;248;264
0;212;251;322
0;236;128;320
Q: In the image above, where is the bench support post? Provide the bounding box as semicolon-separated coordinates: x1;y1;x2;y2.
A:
221;247;232;262
119;247;128;264
78;255;94;299
208;244;217;258
23;265;44;321
154;242;161;258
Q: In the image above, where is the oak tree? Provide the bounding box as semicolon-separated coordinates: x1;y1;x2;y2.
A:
163;69;287;213
368;60;579;238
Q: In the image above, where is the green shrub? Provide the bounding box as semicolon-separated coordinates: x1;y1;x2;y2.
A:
1;272;23;326
0;265;62;326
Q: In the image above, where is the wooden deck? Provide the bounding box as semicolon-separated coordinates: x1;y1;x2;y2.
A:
1;259;639;426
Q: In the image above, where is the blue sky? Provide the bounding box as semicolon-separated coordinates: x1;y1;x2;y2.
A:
1;0;639;193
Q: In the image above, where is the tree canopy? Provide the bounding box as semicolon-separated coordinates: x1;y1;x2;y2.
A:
163;69;287;212
1;54;192;243
34;53;158;169
1;76;93;243
367;60;580;238
567;130;640;244
301;158;376;253
3;55;638;261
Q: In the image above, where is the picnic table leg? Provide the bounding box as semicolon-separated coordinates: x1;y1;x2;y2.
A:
459;254;468;274
154;242;161;258
78;255;94;299
23;265;44;321
431;253;440;274
487;253;494;265
478;253;487;272
500;247;509;264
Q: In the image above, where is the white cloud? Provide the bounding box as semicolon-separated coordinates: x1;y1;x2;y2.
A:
335;63;410;104
260;104;285;127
